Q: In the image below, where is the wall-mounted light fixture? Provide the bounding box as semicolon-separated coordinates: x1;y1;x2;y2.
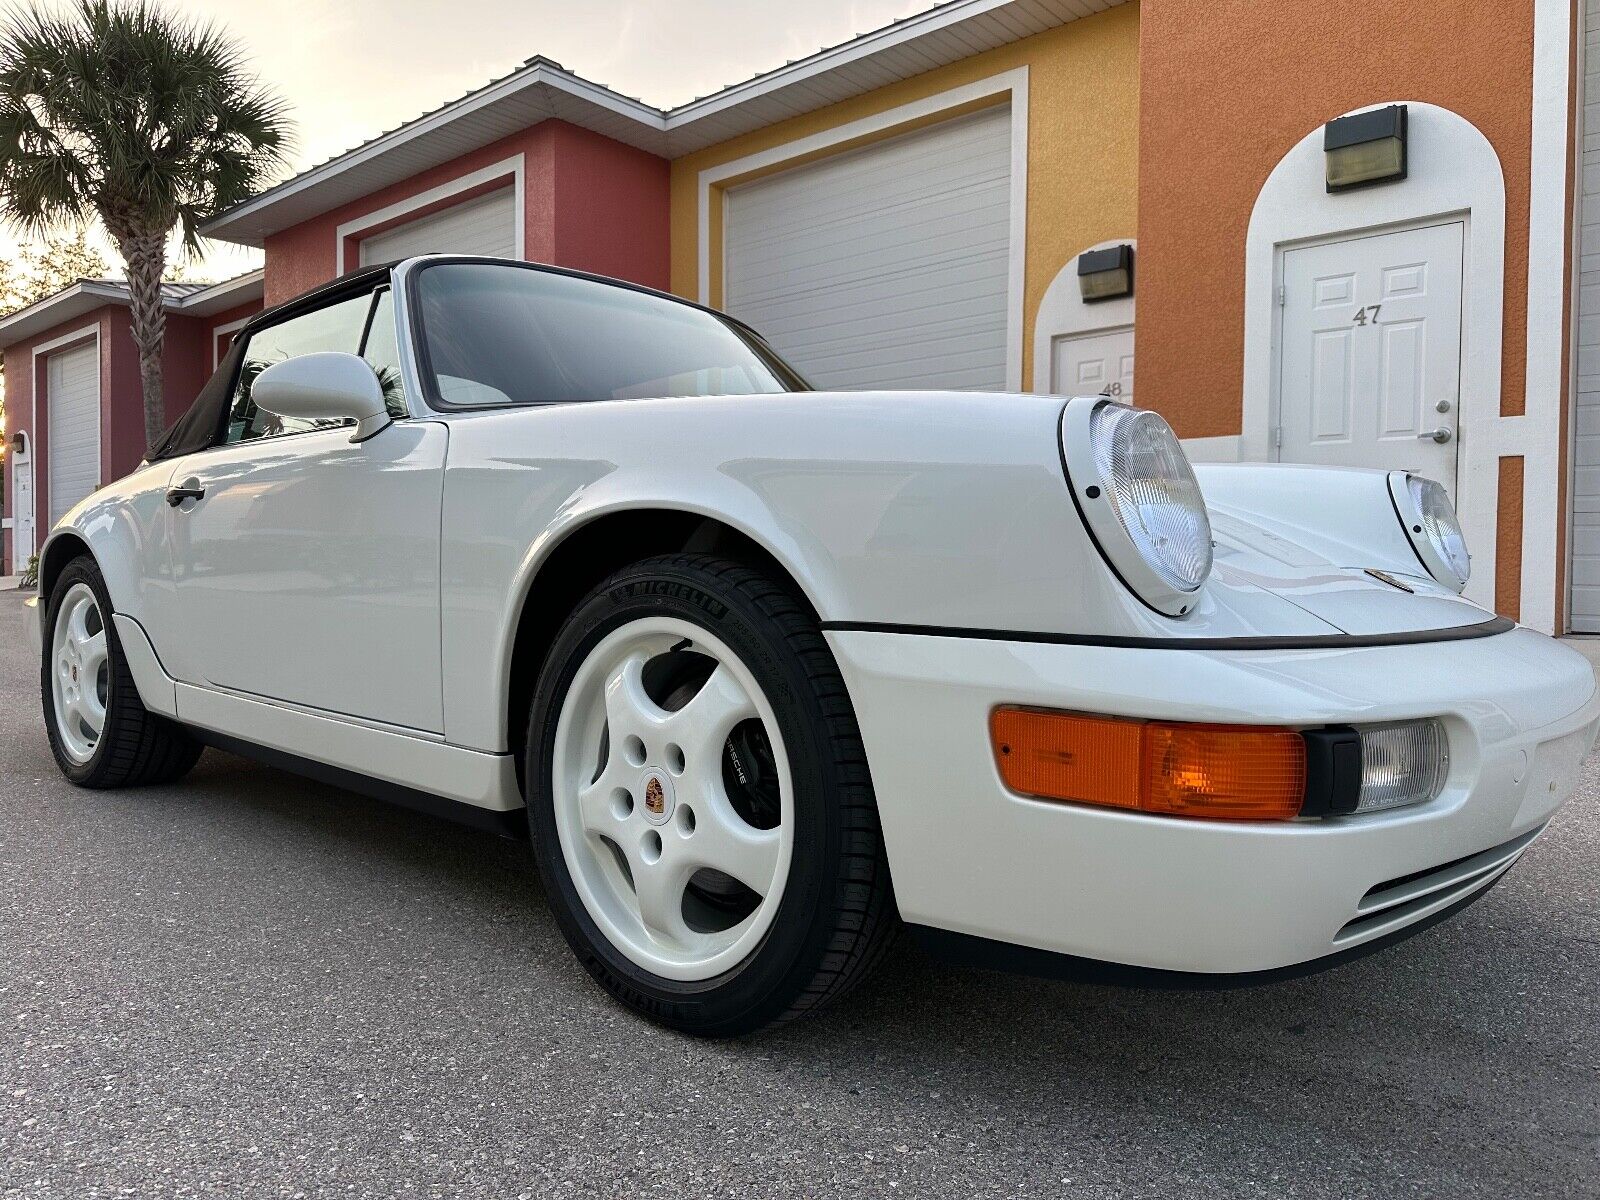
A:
1078;244;1134;303
9;432;25;455
1324;105;1408;192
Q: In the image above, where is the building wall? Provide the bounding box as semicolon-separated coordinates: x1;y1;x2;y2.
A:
3;307;115;573
1133;0;1551;622
2;304;231;571
204;299;265;369
262;119;670;305
667;3;1142;391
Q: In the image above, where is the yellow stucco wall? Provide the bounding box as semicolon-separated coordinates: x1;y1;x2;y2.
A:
668;3;1141;391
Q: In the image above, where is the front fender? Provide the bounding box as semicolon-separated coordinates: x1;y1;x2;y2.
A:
35;457;177;626
434;394;1340;752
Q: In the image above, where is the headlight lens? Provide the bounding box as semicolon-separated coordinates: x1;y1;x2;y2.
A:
1390;473;1470;591
1408;475;1470;583
1062;398;1213;616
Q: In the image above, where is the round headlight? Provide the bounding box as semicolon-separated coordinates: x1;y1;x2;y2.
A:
1060;397;1213;616
1389;472;1470;591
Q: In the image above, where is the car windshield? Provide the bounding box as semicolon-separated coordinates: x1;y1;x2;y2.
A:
412;261;806;407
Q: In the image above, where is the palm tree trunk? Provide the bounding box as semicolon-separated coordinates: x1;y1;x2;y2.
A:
116;229;169;450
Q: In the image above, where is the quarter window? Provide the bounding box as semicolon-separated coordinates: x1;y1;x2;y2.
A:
226;291;377;444
362;288;408;419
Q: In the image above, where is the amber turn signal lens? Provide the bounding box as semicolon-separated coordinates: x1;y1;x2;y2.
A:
990;708;1307;821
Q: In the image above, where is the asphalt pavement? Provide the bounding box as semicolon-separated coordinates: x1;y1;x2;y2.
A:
2;588;1597;1198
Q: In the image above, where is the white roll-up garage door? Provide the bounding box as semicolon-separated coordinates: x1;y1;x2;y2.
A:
724;106;1012;392
359;187;517;266
46;341;101;525
1572;0;1600;629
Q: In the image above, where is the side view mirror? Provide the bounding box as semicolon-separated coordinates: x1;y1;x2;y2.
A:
251;352;392;443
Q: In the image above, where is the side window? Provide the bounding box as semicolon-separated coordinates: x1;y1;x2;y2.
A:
361;288;408;419
226;291;376;444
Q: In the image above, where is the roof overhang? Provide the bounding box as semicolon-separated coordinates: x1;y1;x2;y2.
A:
201;0;1127;247
0;270;264;352
175;269;266;317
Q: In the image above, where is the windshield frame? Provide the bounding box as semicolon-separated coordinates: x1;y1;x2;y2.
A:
403;256;810;412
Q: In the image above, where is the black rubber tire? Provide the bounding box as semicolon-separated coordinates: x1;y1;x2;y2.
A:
526;554;897;1036
40;555;203;788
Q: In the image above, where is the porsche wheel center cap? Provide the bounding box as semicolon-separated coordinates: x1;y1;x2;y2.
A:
640;769;675;825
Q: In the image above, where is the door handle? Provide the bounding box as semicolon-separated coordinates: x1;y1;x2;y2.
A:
166;478;205;507
1417;428;1453;444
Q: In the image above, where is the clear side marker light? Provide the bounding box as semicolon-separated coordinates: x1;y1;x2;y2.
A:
1356;720;1448;813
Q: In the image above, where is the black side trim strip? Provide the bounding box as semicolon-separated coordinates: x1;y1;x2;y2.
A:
191;729;529;840
908;867;1508;990
819;615;1515;651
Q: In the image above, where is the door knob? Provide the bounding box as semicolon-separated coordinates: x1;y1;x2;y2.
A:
1417;428;1453;444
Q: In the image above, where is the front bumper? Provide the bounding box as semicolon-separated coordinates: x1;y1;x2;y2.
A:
828;625;1599;976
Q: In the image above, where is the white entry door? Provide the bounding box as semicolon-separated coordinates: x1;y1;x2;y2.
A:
1052;326;1134;401
11;450;34;563
1277;222;1463;491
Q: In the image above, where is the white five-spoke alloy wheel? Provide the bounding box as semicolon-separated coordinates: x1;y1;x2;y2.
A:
552;615;794;981
50;582;109;764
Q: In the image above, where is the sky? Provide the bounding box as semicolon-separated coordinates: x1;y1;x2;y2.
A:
1;0;939;281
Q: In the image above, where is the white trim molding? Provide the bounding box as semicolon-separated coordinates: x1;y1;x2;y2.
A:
1242;102;1507;614
698;68;1030;391
1031;238;1135;395
30;321;102;535
334;154;526;275
1527;0;1573;633
212;317;250;369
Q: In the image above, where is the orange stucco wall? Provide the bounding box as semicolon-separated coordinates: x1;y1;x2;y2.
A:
1135;0;1539;614
1135;0;1534;433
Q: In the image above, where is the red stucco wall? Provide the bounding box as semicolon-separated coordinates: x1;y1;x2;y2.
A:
262;119;669;305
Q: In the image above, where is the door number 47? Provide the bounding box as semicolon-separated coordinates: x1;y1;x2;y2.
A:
1350;305;1383;326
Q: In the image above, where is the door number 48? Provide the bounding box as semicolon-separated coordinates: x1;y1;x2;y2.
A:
1350;305;1383;326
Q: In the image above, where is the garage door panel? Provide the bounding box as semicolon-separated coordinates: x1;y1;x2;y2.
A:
725;106;1012;392
733;189;1010;279
1570;0;1600;628
744;262;1008;329
733;231;1011;303
359;187;516;266
46;341;101;525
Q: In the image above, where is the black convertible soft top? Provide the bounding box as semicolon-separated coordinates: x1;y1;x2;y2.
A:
146;262;398;462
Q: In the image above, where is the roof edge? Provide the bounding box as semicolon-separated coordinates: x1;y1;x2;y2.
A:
200;61;667;244
0;270;266;351
201;0;1118;246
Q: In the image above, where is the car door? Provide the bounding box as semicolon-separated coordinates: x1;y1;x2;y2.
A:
165;286;448;734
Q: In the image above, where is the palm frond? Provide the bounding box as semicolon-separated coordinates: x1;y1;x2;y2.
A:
0;0;295;243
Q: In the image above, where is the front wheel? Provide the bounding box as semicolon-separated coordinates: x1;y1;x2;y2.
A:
526;555;896;1036
41;555;202;788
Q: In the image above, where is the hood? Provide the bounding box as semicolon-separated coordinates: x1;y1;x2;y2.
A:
1207;508;1494;635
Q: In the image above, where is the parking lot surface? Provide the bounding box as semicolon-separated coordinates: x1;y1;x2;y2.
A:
2;589;1597;1198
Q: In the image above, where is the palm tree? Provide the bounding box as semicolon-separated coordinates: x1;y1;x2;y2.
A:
0;0;291;448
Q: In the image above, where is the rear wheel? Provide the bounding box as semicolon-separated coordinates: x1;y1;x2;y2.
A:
526;554;896;1035
41;556;201;788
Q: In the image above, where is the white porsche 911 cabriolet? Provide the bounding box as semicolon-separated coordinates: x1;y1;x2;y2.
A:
29;256;1598;1035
